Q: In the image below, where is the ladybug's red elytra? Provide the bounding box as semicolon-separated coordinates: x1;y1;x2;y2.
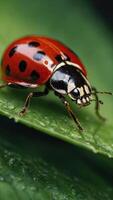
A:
0;36;112;131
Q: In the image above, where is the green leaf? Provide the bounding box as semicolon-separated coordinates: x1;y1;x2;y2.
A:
0;116;113;200
0;0;113;158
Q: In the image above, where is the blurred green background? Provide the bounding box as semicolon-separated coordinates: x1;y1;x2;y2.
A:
0;0;113;199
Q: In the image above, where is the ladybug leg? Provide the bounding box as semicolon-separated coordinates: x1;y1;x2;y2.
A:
92;87;106;121
55;92;83;131
0;83;8;88
19;92;33;116
19;87;49;116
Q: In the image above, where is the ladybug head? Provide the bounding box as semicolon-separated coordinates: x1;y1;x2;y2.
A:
67;69;92;106
50;63;92;106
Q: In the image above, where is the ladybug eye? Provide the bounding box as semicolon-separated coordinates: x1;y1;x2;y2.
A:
71;88;80;99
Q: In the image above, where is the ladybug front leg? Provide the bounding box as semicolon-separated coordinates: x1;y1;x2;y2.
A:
19;87;49;116
55;92;83;131
92;87;106;121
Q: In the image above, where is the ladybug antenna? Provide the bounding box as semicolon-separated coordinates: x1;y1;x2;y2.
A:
94;91;112;95
90;99;104;105
92;87;112;96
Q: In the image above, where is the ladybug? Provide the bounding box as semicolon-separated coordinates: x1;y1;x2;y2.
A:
0;36;112;131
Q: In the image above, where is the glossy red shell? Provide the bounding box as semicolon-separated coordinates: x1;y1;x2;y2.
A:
1;36;87;87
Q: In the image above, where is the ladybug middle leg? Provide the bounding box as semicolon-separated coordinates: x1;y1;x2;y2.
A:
55;92;83;131
0;83;9;88
19;87;49;116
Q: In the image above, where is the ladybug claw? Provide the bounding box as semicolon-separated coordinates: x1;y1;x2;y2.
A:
19;108;26;117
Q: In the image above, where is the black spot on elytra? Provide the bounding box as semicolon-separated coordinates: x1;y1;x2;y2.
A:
55;54;71;62
19;60;27;72
9;46;17;57
55;55;63;62
28;41;40;47
33;51;45;61
30;70;40;81
5;65;11;76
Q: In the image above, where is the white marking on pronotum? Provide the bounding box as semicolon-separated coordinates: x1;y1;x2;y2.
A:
67;79;76;93
77;86;84;97
84;85;90;94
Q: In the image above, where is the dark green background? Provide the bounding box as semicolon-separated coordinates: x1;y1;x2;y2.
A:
0;0;113;199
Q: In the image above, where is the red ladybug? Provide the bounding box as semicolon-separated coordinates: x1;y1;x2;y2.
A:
0;36;112;131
